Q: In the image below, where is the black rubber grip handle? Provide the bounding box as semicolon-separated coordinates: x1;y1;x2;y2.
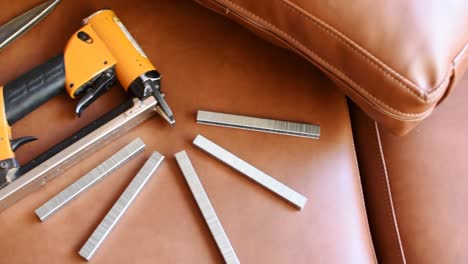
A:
3;54;65;125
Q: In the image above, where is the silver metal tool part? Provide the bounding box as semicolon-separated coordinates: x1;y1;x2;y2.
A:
193;135;307;210
153;86;175;126
197;110;320;139
0;0;61;49
35;138;146;222
0;97;157;212
175;151;240;264
79;151;164;261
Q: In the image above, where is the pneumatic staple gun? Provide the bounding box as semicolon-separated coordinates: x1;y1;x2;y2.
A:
0;9;174;211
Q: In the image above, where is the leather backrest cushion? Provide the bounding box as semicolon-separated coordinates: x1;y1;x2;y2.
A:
194;0;468;135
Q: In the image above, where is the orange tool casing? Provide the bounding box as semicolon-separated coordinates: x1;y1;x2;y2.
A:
65;9;157;97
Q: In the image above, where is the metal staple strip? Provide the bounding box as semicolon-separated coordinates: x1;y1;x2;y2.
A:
193;135;307;210
79;151;164;261
197;110;320;139
35;138;146;222
175;151;240;264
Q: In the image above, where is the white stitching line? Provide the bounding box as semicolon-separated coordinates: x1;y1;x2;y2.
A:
373;122;407;263
454;42;468;65
277;0;451;102
220;0;435;117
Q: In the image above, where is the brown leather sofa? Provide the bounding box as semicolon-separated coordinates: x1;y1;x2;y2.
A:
0;0;466;263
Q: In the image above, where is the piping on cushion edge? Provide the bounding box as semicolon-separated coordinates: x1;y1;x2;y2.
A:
277;0;453;102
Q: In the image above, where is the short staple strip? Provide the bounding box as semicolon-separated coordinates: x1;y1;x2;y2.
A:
35;138;146;221
79;151;164;261
193;135;307;210
175;151;240;264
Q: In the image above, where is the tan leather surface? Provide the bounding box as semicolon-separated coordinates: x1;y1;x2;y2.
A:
0;0;375;263
350;103;406;264
194;0;468;135
351;73;468;263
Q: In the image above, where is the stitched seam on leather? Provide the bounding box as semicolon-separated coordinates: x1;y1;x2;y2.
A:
453;42;468;65
277;0;451;102
295;46;431;118
372;122;406;263
217;0;432;118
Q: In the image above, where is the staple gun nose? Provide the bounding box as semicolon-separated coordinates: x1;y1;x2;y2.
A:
127;70;175;126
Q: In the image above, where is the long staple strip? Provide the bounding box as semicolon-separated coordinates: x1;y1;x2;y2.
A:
197;110;320;139
193;135;307;210
79;151;164;261
175;151;240;264
35;138;146;222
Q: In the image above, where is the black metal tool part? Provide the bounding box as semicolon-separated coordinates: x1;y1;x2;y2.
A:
3;55;65;125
